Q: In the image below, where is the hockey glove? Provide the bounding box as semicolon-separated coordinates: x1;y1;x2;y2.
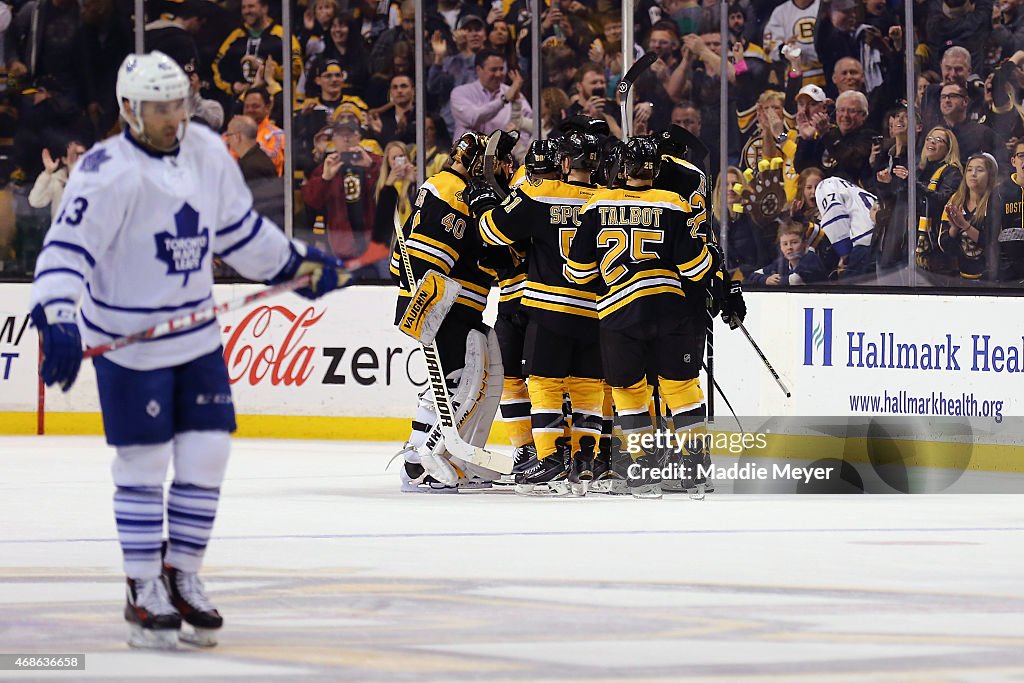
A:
463;179;502;219
721;280;746;329
271;242;348;299
30;303;82;392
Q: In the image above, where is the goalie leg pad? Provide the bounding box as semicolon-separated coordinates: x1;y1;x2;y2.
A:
397;270;462;345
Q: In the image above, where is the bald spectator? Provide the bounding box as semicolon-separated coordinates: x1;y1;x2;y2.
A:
225;116;277;182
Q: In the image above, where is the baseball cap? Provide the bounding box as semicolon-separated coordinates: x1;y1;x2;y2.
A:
333;116;360;134
320;59;346;77
457;14;486;30
831;0;858;10
796;84;827;102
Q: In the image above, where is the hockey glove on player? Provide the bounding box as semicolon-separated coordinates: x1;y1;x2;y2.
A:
463;179;502;219
271;242;348;299
721;280;747;329
30;303;82;392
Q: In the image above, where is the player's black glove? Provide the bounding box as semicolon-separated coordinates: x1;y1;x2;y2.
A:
270;242;348;299
721;280;746;329
30;303;82;392
463;179;502;219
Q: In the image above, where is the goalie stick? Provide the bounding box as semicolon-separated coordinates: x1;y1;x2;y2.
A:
481;131;507;199
393;210;514;477
82;272;348;358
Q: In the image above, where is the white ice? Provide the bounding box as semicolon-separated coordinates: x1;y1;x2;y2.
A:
1;435;1023;682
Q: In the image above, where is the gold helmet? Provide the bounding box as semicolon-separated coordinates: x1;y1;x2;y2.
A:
450;132;489;177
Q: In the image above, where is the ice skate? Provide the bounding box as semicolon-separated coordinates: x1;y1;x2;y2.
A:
164;565;223;647
497;444;538;485
124;577;181;650
627;451;663;499
594;444;631;495
400;461;459;493
568;442;595;497
514;454;569;496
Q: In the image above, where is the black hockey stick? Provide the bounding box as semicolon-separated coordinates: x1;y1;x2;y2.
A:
738;322;791;397
702;362;743;433
393;213;514;475
482;131;508;199
617;51;658;140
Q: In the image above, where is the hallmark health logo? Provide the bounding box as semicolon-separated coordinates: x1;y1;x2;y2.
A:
803;307;833;367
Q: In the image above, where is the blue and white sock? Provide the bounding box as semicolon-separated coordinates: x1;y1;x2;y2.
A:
114;486;165;579
164;482;220;573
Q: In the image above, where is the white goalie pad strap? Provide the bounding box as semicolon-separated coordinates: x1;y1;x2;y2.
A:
397;270;462;345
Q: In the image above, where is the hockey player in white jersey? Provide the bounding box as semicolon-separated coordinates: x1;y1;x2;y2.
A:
814;175;877;277
28;52;347;650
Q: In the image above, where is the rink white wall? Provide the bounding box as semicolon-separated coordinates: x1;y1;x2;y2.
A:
1;283;1020;453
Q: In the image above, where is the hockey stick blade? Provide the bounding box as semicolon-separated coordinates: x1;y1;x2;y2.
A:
616;52;658;98
618;52;657;140
482;131;508;199
82;271;351;359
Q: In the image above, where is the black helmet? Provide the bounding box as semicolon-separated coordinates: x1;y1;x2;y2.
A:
450;132;488;176
622;136;661;180
525;139;562;176
558;114;611;138
559;132;603;171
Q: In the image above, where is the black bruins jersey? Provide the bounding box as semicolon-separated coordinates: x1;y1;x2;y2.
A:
479;178;599;337
390;169;493;325
479;242;528;316
565;186;714;330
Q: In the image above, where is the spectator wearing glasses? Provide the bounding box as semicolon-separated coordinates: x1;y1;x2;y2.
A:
795;90;876;187
939;83;994;166
940;153;999;281
997;141;1024;282
915;127;963;274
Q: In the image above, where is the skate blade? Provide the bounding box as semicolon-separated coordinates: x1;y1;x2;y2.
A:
179;626;219;648
630;483;663;500
593;481;630;497
514;481;569;497
568;481;588;497
457;479;493;490
688;482;707;501
127;624;179;650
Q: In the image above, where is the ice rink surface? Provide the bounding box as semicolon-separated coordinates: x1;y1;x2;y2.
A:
1;435;1023;682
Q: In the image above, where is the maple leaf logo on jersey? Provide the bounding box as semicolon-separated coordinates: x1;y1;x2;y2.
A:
78;149;111;174
155;203;209;286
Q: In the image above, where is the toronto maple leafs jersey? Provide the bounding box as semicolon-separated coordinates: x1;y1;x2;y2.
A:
815;176;877;258
29;124;294;371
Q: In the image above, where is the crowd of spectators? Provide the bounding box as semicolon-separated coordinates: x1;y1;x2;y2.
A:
1;0;1024;287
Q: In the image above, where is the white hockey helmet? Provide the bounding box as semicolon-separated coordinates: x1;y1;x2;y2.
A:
116;51;190;135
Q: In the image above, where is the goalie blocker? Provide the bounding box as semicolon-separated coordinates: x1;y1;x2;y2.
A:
397;270;462;345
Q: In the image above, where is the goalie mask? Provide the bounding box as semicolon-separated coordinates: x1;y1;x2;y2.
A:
450;132;489;177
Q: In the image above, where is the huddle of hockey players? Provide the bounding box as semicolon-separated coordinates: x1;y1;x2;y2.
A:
391;115;748;501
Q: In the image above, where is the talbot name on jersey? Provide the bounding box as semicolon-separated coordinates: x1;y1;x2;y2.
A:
598;206;663;227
